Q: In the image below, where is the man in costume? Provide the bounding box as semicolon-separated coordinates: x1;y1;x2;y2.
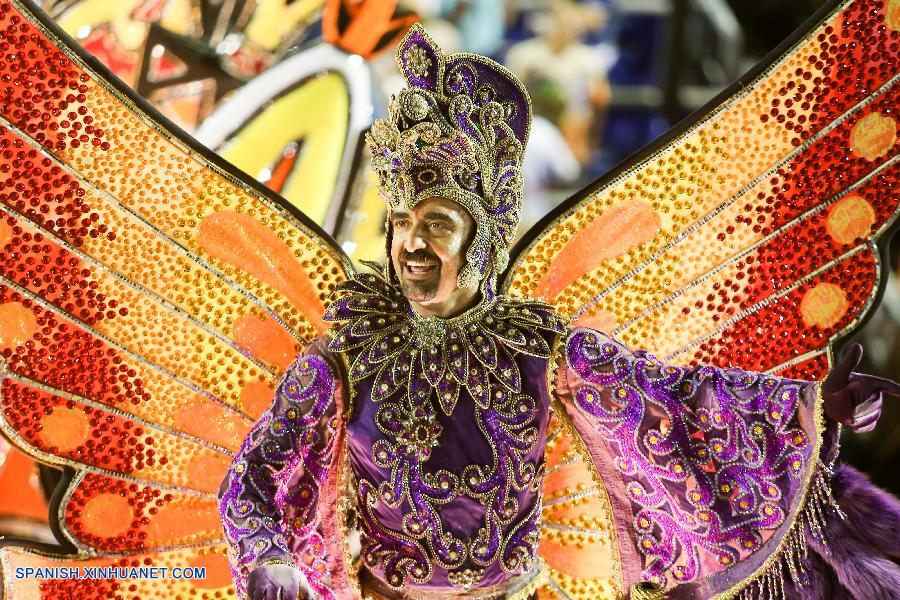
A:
218;25;900;600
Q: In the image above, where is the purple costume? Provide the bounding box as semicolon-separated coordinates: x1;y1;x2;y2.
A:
218;21;900;600
218;266;900;599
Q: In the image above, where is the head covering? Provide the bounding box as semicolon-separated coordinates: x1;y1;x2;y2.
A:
366;24;531;298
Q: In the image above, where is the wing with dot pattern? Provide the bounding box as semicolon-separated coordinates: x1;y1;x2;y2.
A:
512;2;898;596
505;0;899;383
538;409;624;600
0;0;351;597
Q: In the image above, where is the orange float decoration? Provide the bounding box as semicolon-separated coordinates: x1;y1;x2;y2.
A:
322;0;418;60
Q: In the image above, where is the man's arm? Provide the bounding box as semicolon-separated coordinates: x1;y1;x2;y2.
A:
554;327;839;593
218;347;342;599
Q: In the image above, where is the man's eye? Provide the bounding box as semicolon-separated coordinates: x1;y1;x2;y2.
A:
429;222;447;231
393;219;409;228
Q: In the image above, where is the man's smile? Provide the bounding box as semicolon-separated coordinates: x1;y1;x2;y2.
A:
402;259;439;279
400;249;440;280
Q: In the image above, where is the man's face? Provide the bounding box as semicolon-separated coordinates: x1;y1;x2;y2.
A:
390;196;478;317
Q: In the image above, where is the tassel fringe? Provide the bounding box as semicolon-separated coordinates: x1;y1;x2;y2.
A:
736;460;841;600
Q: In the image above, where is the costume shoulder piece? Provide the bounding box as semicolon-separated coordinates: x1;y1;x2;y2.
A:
323;264;566;414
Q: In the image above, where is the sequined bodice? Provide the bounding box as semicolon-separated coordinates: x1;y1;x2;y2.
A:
323;270;565;592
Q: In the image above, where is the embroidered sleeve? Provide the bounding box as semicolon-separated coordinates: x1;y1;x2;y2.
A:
558;327;833;594
218;351;340;598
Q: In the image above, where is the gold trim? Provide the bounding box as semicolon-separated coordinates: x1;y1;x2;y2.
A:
630;581;664;600
251;558;300;570
335;441;362;599
508;558;550;600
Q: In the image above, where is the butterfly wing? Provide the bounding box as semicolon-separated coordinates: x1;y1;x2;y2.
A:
511;1;899;596
0;0;351;597
505;0;898;381
539;410;624;599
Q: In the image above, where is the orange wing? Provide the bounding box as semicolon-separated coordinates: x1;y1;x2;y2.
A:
514;1;899;597
0;0;351;597
505;0;899;382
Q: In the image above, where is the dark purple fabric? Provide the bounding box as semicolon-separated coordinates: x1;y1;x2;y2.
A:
345;351;552;592
801;464;900;599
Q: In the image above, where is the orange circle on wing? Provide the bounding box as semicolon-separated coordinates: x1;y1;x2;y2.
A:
800;283;849;329
231;313;296;370
81;492;133;538
886;0;900;31
850;112;896;161
39;406;90;453
826;194;876;245
239;380;276;419
186;454;232;494
0;301;39;351
177;398;248;452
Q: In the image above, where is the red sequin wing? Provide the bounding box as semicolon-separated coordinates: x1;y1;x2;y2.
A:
504;0;898;379
0;0;351;596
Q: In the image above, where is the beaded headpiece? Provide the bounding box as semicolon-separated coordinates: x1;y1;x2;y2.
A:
366;24;531;296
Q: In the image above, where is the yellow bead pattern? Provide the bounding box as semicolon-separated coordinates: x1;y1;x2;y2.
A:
538;408;621;598
504;1;897;376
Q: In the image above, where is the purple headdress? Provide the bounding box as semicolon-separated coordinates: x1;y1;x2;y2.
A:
366;24;532;296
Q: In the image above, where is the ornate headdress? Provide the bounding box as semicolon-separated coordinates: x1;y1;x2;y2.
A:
366;24;531;297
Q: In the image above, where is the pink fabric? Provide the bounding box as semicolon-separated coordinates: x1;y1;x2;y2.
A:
312;388;358;600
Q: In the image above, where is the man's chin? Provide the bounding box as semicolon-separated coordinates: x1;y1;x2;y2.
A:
399;279;439;303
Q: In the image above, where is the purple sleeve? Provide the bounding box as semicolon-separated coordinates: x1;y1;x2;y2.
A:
218;350;340;598
558;327;836;595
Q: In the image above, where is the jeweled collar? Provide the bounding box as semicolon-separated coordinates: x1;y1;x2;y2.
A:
323;266;566;415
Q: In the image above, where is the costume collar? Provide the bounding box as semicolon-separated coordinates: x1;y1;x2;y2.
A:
324;266;565;415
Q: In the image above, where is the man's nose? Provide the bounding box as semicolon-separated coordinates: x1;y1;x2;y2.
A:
403;223;427;251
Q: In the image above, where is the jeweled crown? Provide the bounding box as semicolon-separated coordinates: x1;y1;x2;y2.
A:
366;24;532;295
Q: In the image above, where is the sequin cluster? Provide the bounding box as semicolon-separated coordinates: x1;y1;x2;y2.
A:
0;1;351;596
565;328;820;588
504;0;899;381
